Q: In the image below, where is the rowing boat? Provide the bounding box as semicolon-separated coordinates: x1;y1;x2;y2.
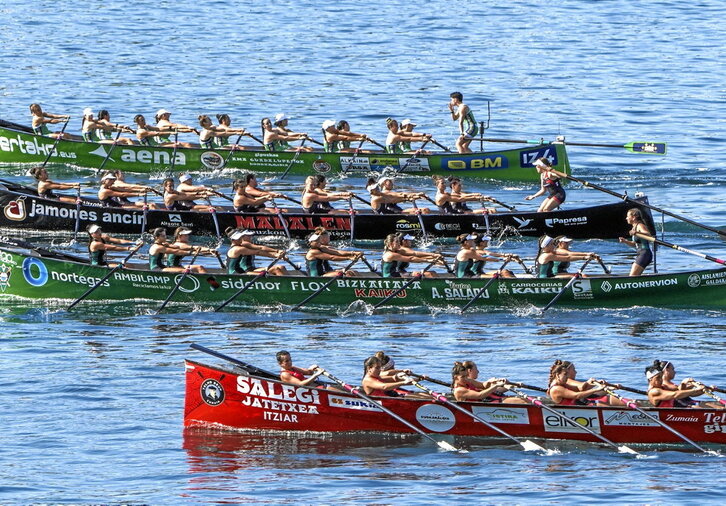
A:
1;240;724;310
184;359;726;444
0;179;655;240
0;120;569;181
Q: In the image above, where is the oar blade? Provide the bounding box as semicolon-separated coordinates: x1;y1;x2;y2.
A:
437;440;466;453
624;142;667;155
520;440;547;452
617;445;641;456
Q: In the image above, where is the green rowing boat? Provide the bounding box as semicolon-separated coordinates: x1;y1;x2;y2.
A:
1;243;724;311
0;121;569;181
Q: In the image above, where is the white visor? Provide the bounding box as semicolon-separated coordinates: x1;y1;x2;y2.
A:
559;236;573;243
534;159;550;170
322;120;336;129
179;174;192;182
274;113;288;123
83;108;94;117
88;224;101;234
401;234;415;241
540;235;554;248
156;109;170;117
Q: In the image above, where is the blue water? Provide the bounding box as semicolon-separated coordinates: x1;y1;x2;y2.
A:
1;0;725;503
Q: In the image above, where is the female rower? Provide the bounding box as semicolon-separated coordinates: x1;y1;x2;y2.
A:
472;235;517;278
29;103;73;139
94;110;136;145
98;173;149;209
213;114;249;150
454;233;516;278
162;177;214;212
547;360;623;406
177;174;220;210
645;365;712;408
133;115;177;147
148;227;210;273
367;176;429;215
525;157;566;212
384;118;431;154
551;235;598;277
164;226;216;273
618;208;653;276
276;350;323;386
301;175;352;214
536;235;599;278
86;224;136;267
449;177;496;214
361;355;417;397
197;115;247;150
80;108;103;142
232;176;283;213
155;109;197;148
381;233;441;278
305;227;362;277
321;120;367;153
649;361;723;409
398;119;431;154
107;170;161;208
451;361;525;404
30;166;81;204
225;227;287;276
335;120;369;152
263;114;312;152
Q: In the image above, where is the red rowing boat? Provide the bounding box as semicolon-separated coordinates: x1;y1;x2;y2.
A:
184;359;726;445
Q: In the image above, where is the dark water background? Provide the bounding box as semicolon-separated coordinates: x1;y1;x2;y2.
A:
0;0;724;503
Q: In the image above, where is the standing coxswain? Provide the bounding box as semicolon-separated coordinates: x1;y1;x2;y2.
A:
448;92;477;154
618;208;653;276
525;157;566;212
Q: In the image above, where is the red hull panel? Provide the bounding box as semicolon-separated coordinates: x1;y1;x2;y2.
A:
184;360;726;445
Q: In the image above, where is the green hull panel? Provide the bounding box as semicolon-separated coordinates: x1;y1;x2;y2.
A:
0;125;569;181
2;249;724;311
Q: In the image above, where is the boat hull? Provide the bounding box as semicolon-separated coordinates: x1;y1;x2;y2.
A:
0;180;654;240
184;360;726;445
0;122;568;181
1;245;724;310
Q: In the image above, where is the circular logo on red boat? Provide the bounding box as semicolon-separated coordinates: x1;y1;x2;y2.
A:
415;404;456;432
200;151;225;170
201;379;225;406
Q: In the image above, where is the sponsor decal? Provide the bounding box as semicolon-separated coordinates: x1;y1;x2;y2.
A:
0;133;77;159
700;271;726;287
312;158;332;173
22;257;48;287
50;271;110;288
601;280;613;293
446;155;508;171
328;395;381;412
395;219;421;231
433;222;461;231
431;281;486;300
89;145;112;160
603;410;661;427
25;200;146;226
545;216;587;228
471;406;530;425
613;278;678;290
497;283;510;295
396;157;430;172
199;151;225;170
510;281;564;295
219;279;281;291
337;278;421;290
513;217;533;229
415;404;456;432
687;274;701;288
664;413;700;423
4;197;27;221
119;148;186;166
174;273;200;293
200;379;225;406
543;408;601;433
572;279;593;300
704;413;726;434
237;376;321;423
338;156;370;172
354;288;407;298
233;215;350;233
368;157;399;169
0;264;11;292
520;147;559;168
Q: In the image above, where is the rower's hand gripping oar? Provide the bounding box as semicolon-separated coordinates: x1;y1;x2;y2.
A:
460;257;513;312
155;248;202;314
598;384;720;456
67;239;145;310
540;257;594;312
401;374;546;452
316;368;464;453
215;254;284;312
291;255;362;311
635;233;726;265
504;384;640;456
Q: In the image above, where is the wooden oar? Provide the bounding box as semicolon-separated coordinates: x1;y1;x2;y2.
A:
541;258;593;312
692;382;726;407
372;258;438;310
67;241;145;310
461;258;512;312
635;233;726;265
155;248;201;314
280;138;307;180
429;138;450;152
215;256;283;312
480;137;666;155
291;255;361;311
351;193;371;207
220;133;245;170
395;141;429;175
507;382;547;393
98;130;122;172
505;385;640;456
484;196;516;212
189;343;280;379
140;192;149;235
410;373;450;388
555;171;725;238
280;194;303;206
212;190;234;202
599;385;719;455
402;374;546;452
317;368;463;452
38;117;70;170
601;382;647;396
366;138;386;150
72;186;82;242
305;137;324;147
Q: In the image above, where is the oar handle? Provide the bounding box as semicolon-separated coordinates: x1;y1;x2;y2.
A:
429;139;450;152
351;193;371;206
366;138;386;150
